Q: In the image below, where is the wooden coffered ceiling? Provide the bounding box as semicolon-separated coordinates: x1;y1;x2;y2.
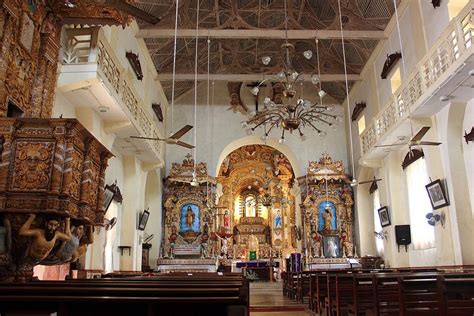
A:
133;0;400;102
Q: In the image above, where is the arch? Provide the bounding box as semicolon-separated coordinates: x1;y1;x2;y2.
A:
215;136;303;178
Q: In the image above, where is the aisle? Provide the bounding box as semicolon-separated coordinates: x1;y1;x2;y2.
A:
249;282;311;316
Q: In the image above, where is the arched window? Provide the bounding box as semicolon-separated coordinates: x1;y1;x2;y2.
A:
403;150;435;249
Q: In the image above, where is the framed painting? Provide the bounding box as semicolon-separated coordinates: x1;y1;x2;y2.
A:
377;206;391;227
425;179;449;210
103;184;115;213
323;236;340;258
138;209;150;231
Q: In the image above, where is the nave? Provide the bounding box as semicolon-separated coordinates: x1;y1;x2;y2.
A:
250;282;309;316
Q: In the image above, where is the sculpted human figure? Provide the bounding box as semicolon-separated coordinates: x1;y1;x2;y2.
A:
0;218;11;255
323;209;333;231
185;206;195;229
57;224;94;262
19;214;71;262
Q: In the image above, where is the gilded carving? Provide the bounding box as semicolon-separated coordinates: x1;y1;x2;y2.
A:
11;141;54;191
67;149;83;200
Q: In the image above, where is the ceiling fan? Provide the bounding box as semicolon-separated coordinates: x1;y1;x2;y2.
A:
130;125;194;149
351;177;382;187
94;0;161;25
374;126;442;150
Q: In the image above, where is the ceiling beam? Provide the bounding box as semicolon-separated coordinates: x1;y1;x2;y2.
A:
157;73;361;82
138;28;386;40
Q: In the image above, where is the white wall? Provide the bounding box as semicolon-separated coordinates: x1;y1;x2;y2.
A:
166;81;349;179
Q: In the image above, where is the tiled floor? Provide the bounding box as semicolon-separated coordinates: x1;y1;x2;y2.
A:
250;282;312;316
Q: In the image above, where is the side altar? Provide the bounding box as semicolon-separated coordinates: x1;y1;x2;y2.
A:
298;153;355;263
158;154;219;271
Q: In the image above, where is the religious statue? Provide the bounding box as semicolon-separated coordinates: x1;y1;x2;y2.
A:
222;209;230;233
19;214;71;262
57;224;94;262
216;234;230;258
310;231;321;258
168;225;178;259
323;208;333;231
0;218;10;256
274;209;282;229
185;206;195;229
273;153;292;176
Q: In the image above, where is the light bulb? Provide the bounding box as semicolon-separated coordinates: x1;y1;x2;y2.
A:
251;87;259;96
277;71;286;80
246;128;253;135
326;105;335;112
319;131;327;138
311;74;320;85
262;56;271;65
278;137;285;144
291;71;299;80
303;50;313;59
350;179;358;187
318;90;327;98
191;179;199;187
260;134;268;141
241;121;248;128
264;97;271;106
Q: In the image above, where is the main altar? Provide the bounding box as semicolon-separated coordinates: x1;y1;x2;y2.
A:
158;150;354;272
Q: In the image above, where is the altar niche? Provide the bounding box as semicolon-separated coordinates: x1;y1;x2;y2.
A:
299;153;355;260
162;155;216;260
216;145;296;260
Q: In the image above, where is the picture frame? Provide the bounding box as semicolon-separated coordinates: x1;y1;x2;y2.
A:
138;209;150;231
425;179;449;210
378;206;391;227
323;236;340;258
103;184;116;213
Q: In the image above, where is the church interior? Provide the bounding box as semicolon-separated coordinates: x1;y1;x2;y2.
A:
0;0;473;315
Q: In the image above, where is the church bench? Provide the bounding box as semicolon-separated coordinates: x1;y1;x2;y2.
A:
295;271;316;303
0;274;250;316
440;274;474;315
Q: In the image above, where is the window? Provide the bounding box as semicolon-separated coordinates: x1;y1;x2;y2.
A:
372;189;384;257
405;156;435;249
358;115;366;135
390;66;401;94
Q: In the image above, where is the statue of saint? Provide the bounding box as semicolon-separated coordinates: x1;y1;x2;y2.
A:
223;210;230;233
323;208;333;231
185;206;195;229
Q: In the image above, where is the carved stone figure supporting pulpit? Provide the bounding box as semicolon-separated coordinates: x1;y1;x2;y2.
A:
0;118;112;281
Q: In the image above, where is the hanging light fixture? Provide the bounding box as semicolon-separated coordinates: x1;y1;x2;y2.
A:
241;0;341;143
190;0;200;187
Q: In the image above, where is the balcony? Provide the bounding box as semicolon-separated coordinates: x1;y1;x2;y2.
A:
57;26;164;165
360;3;473;160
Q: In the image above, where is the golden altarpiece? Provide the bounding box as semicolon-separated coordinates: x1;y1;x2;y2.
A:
158;154;218;270
217;145;297;261
159;146;298;270
0;0;129;280
298;153;354;265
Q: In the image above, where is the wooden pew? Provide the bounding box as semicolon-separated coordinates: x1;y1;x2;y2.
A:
0;273;249;316
296;271;316;303
440;273;474;315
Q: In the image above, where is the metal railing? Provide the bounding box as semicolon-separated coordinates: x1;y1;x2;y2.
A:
360;3;473;155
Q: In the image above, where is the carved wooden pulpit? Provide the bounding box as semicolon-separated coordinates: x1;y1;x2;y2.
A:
0;118;112;281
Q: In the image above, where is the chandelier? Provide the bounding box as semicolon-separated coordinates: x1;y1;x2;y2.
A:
241;1;342;143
